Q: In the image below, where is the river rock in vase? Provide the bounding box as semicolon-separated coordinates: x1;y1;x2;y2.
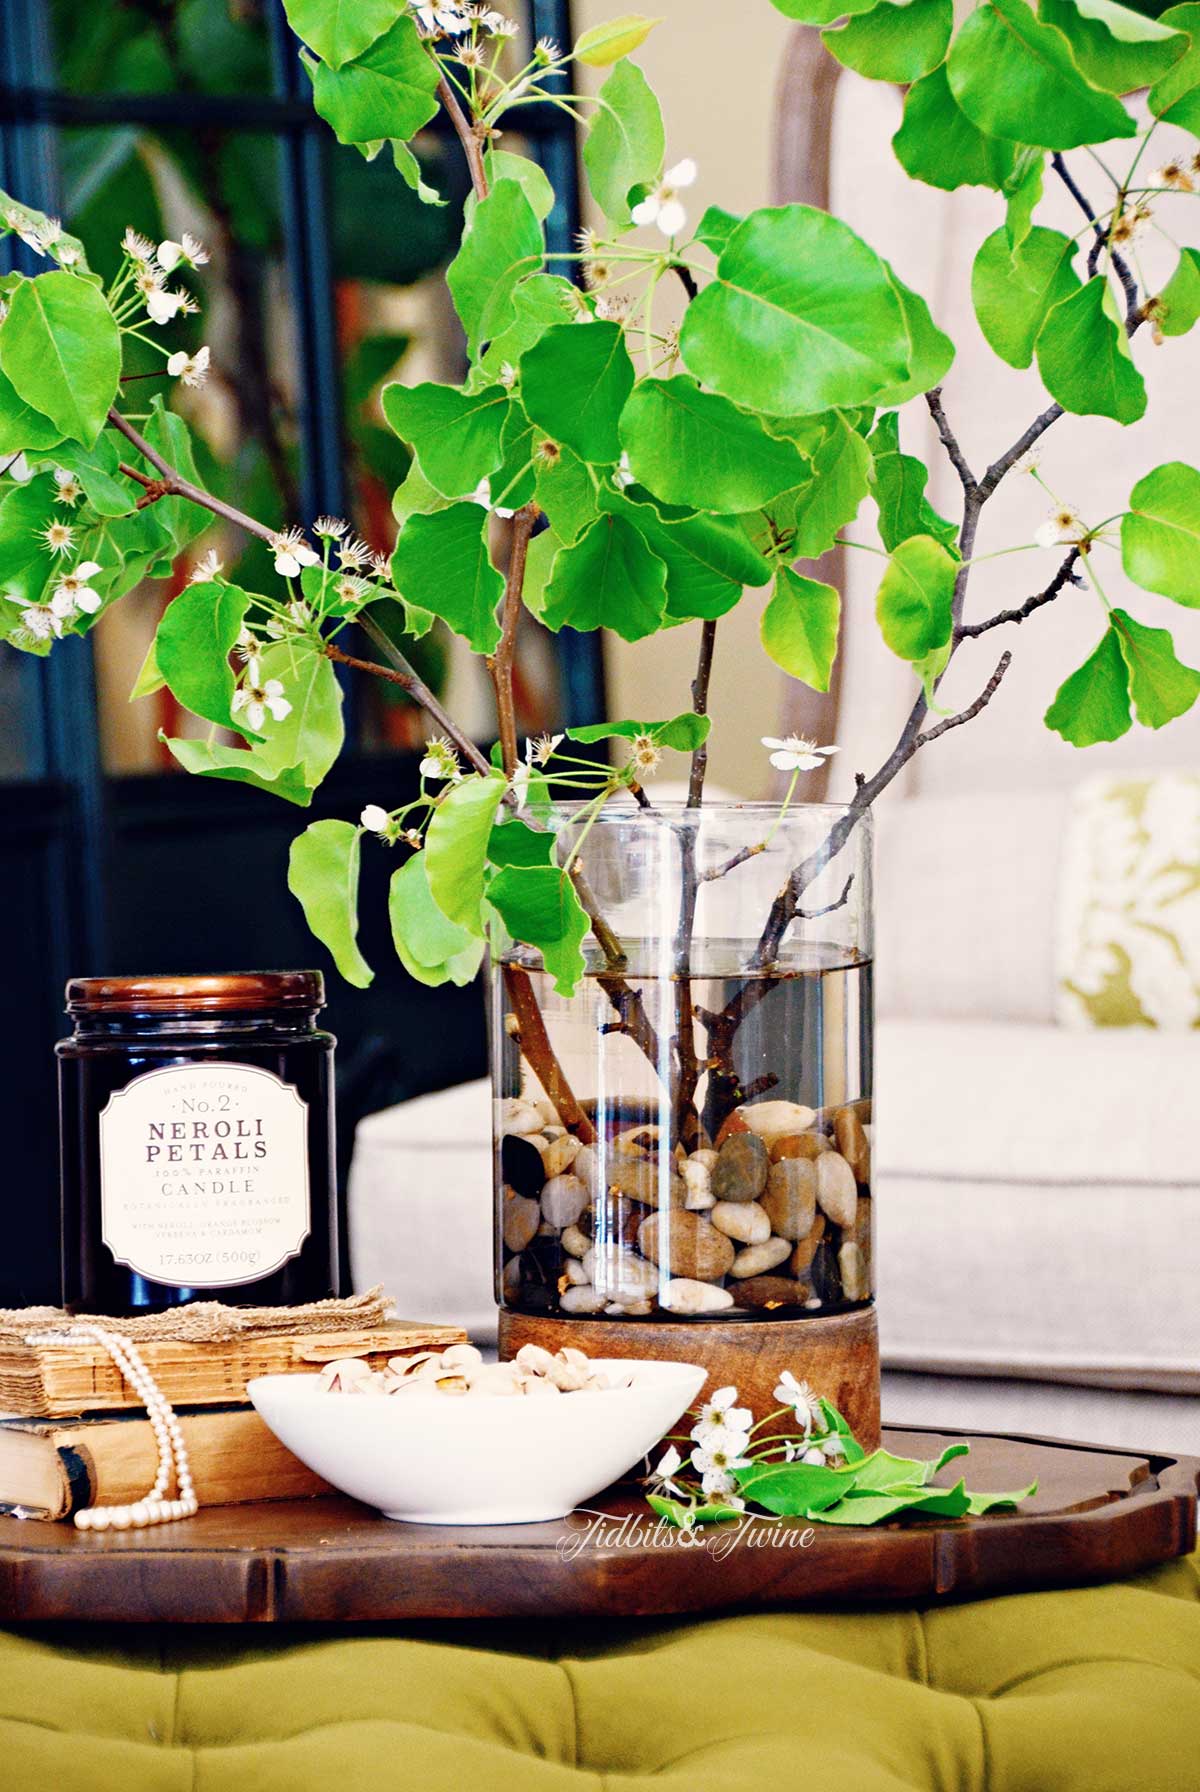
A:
491;804;873;1327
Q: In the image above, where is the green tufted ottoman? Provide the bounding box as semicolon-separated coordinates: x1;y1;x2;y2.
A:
0;1550;1195;1790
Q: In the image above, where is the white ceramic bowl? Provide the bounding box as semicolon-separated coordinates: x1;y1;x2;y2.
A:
247;1358;706;1525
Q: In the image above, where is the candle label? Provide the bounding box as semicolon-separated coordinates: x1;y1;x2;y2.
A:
98;1062;311;1289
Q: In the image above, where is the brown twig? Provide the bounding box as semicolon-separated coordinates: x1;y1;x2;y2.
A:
687;618;717;808
956;550;1082;639
502;964;595;1143
109;408;278;543
915;653;1013;747
924;388;977;496
437;74;489;200
1050;152;1140;330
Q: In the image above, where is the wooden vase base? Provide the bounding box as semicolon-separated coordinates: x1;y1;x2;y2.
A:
498;1305;881;1450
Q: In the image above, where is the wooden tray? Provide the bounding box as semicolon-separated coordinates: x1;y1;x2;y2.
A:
0;1426;1193;1624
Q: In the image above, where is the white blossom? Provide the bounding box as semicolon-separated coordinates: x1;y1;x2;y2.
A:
270;528;320;579
188;548;223;584
627;733;662;777
498;361;517;390
360;803;391;835
336;534;371;571
157;232;208;271
314;515;347;540
122;227;157;264
232;659;291;731
631;159;697;238
613;451;634;490
53;559;103;616
10;598;58;640
761;735;839;774
5;207;53;256
146;286;191;325
1;452;32;484
52;467;82;506
1035;503;1087;549
1148;159;1194;193
773;1370;824;1433
167;345;210;387
647;1443;686;1500
410;0;470;32
419;736;462;783
39;520;75;557
690;1385;752;1450
534;34;559;60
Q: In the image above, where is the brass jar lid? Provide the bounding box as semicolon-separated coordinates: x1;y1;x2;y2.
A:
65;972;325;1015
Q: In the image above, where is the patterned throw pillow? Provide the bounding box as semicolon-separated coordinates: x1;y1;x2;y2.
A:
1056;771;1200;1029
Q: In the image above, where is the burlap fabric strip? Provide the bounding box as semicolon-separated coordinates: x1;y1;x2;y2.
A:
0;1285;395;1345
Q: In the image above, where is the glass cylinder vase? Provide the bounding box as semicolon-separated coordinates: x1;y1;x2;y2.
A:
491;802;872;1328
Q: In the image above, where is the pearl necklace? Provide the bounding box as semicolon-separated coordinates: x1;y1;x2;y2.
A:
31;1325;198;1532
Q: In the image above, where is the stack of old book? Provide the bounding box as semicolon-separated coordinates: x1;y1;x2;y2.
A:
0;1290;465;1521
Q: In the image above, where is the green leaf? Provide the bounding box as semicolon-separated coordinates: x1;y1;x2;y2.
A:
0;272;121;449
492;402;538;510
694;205;740;254
0;472;59;605
425;770;507;935
252;643;346;787
965;1480;1038;1516
129;638;165;700
488;818;557;868
772;412;872;559
1044;625;1132;744
1035;277;1146;424
542;512;668;640
868;412;958;553
610;490;770;622
535;444;601;543
141;398;208;550
487;864;589;995
161;737;315;806
813;1480;974;1525
282;0;405;68
390;138;444;207
849;1442;971;1492
483;150;555;222
875;534;957;662
1005;150;1045;247
1121;461;1200;606
1110;607;1200;726
288;820;373;986
1150;4;1200;132
869;270;954;407
893;63;1019;192
768;0;879;19
566;711;711;749
1039;0;1186;93
574;13;662;64
1155;247;1200;339
381;380;508;498
947;0;1137;148
620;375;810;510
582;59;665;228
389;852;485;987
0;363;65;456
391;503;504;652
521;322;635;465
734;1460;850;1515
154;579;250;730
51;432;137;517
972;225;1081;369
447;179;543;357
679;205;911;416
761;567;841;694
477;274;578;382
304;17;440;145
823;0;953;83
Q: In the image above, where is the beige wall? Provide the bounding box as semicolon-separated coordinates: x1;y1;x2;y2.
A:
574;0;795;796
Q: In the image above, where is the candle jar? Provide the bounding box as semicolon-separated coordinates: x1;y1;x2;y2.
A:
58;972;339;1315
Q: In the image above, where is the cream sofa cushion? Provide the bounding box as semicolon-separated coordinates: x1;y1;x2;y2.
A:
875;1017;1200;1391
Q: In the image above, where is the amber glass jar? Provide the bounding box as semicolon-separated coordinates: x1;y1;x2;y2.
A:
58;972;339;1315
